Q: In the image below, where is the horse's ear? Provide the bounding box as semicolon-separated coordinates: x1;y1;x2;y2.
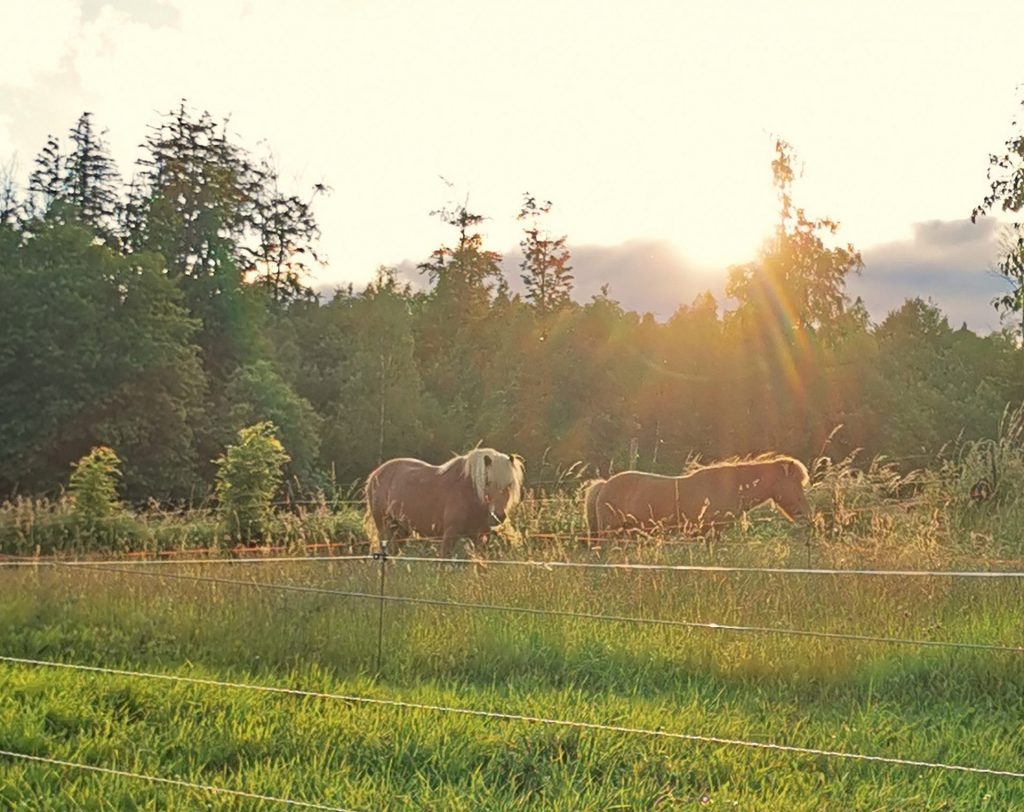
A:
483;454;492;467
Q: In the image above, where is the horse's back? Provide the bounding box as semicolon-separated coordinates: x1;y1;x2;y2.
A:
597;471;675;530
367;458;436;506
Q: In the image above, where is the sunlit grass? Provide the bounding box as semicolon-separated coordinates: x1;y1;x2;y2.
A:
1;539;1023;809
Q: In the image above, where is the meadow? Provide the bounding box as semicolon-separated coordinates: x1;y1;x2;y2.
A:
2;444;1024;810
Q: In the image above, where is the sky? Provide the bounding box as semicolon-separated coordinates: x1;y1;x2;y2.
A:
1;0;1023;331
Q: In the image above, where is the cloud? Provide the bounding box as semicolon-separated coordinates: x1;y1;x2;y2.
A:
0;0;80;88
346;240;716;317
853;218;1014;332
503;240;717;319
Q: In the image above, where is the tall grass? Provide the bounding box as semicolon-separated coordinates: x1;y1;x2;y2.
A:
0;496;366;558
1;544;1022;809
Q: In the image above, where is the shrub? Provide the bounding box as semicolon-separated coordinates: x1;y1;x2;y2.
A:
69;446;123;522
214;422;290;543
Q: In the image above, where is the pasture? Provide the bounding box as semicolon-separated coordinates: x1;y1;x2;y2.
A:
3;479;1024;811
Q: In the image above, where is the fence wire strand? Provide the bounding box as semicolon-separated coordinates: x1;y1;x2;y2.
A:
0;748;356;811
54;562;1024;654
6;550;1024;579
391;555;1024;579
2;655;1022;781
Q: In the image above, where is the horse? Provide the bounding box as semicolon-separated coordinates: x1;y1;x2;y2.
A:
365;448;525;557
587;454;811;536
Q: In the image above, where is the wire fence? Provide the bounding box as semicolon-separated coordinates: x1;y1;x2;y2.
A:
22;558;1022;656
3;538;1023;806
6;545;1024;578
3;656;1023;782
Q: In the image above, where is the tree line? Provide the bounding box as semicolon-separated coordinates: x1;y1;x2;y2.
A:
1;105;1022;502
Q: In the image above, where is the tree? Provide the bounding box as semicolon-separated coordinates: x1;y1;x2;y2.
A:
69;446;124;525
65;113;122;241
124;102;324;370
418;197;505;305
869;298;1010;459
26;113;121;243
727;139;863;344
249;178;327;304
414;195;507;448
517;193;573;323
972;93;1024;341
27;134;65;214
0;160;20;226
225;359;322;486
319;268;430;478
724;139;864;456
0;220;205;498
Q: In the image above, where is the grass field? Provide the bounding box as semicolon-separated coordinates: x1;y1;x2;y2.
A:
2;513;1024;811
4;436;1024;809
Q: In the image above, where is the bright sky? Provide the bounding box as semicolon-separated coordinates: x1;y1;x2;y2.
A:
1;0;1023;290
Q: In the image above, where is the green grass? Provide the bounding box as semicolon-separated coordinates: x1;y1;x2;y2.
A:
1;536;1023;810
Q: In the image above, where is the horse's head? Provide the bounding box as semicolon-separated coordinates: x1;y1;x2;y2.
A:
469;449;525;525
771;458;811;520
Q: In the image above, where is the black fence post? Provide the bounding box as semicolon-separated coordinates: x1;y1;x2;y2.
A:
373;539;389;674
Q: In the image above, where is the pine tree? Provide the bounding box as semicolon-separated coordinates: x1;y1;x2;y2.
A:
65;112;121;241
418;199;505;304
517;193;573;320
27;135;65;215
26;114;122;243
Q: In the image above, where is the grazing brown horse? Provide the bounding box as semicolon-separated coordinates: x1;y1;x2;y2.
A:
587;454;811;536
365;448;524;556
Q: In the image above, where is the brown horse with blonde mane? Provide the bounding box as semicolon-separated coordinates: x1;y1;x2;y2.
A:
586;454;811;536
366;448;524;556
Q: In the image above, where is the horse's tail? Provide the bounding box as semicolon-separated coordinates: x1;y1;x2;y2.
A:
363;468;381;548
583;479;607;537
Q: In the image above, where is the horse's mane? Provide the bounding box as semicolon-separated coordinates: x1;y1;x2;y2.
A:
441;448;525;504
687;453;809;486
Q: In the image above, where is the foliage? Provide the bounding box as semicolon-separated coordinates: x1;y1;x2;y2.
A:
68;446;123;523
213;422;290;543
0;220;205;498
727;139;863;345
972;92;1024;339
517;193;573;321
225;360;322;484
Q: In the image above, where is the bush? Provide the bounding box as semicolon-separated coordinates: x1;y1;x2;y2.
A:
69;446;123;525
214;422;290;543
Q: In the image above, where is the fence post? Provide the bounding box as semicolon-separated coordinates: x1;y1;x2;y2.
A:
373;539;389;674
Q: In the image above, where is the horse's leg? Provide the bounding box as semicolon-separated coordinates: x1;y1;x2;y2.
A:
369;507;389;554
440;529;459;559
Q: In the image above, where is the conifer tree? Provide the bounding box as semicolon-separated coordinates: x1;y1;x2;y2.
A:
517;193;573;319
